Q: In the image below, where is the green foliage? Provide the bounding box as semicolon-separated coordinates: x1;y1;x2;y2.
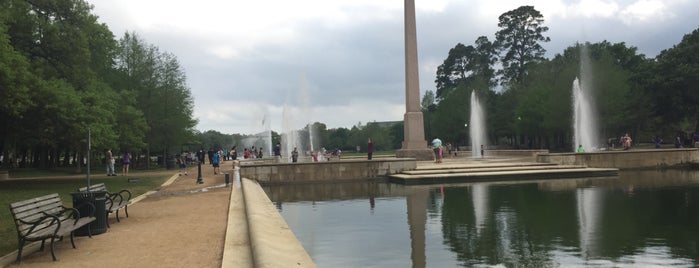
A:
650;28;699;132
495;5;550;86
0;0;196;169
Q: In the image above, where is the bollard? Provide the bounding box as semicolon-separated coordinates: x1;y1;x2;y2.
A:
196;160;203;184
225;173;230;186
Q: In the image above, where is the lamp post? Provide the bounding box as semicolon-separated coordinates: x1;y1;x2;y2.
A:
196;149;203;184
464;123;468;150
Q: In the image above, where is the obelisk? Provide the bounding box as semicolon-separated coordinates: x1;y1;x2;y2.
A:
396;0;433;160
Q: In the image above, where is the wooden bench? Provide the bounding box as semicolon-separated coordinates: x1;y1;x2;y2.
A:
78;183;131;227
9;193;96;262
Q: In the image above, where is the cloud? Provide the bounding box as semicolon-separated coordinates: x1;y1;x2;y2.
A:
619;0;671;24
87;0;699;135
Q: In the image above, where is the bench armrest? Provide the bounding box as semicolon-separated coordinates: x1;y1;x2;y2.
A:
18;213;60;236
111;189;132;201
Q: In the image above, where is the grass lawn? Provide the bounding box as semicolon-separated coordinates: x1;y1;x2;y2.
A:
0;173;171;257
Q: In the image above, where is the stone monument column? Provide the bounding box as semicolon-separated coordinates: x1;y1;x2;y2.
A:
397;0;434;160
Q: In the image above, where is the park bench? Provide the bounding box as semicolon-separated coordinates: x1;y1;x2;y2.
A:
9;193;96;262
78;183;132;227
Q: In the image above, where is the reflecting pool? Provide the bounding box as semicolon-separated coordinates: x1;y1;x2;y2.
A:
263;170;699;267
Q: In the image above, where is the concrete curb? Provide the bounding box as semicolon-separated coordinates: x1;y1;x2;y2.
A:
221;176;253;268
241;178;316;268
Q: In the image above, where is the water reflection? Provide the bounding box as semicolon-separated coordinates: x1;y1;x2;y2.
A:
266;170;699;267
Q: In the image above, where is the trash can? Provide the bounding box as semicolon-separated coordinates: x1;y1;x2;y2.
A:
166;158;176;170
71;191;107;236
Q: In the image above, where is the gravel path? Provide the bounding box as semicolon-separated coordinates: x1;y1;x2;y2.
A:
6;163;232;268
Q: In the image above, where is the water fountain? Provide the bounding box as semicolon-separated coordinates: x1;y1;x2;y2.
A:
280;75;318;162
572;45;599;151
470;91;487;157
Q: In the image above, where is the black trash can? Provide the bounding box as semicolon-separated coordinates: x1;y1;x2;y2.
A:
166;158;176;170
71;191;107;236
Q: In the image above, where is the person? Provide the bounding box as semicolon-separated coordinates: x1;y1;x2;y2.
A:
653;136;663;148
577;144;584;153
212;149;220;175
243;148;250;159
480;144;485;157
431;138;442;163
622;133;632;150
178;155;187;176
447;143;452;158
675;134;683;148
367;137;373;160
291;147;299;163
230;146;237;161
106;149;116;176
274;143;281;158
258;147;263;158
122;151;131;176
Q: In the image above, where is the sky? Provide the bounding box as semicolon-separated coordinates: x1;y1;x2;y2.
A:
85;0;698;135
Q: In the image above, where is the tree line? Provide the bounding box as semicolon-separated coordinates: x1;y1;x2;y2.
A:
424;5;699;151
0;0;196;169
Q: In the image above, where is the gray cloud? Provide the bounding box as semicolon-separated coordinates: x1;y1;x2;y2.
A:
88;0;699;134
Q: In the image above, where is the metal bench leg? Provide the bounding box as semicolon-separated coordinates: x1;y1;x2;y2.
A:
125;205;129;218
49;237;57;261
16;239;25;263
116;210;120;222
70;233;76;248
106;212;111;228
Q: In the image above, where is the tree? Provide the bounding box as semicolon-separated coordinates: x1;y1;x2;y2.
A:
495;5;550;87
435;43;474;98
115;32;197;166
421;90;436;112
649;28;699;132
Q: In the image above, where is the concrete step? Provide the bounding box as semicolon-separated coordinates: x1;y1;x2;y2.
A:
389;167;618;185
403;164;585;175
413;161;558;171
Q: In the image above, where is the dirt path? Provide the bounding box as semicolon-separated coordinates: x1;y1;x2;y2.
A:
8;163;232;268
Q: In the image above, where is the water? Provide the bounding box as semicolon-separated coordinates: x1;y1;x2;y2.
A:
280;75;318;161
240;108;272;155
572;45;599;152
470;91;486;157
266;170;699;267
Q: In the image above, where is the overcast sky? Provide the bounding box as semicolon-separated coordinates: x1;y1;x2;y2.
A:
86;0;698;135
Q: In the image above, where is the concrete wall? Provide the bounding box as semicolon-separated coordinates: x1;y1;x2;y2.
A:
485;150;549;157
241;178;315;268
240;158;416;184
537;148;699;169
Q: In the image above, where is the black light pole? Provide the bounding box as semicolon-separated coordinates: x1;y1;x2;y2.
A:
196;150;203;184
86;128;91;188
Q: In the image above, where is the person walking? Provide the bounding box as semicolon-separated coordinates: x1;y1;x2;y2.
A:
212;150;220;175
432;138;442;163
291;147;299;163
122;151;131;176
106;149;116;176
274;143;281;158
367;137;373;160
